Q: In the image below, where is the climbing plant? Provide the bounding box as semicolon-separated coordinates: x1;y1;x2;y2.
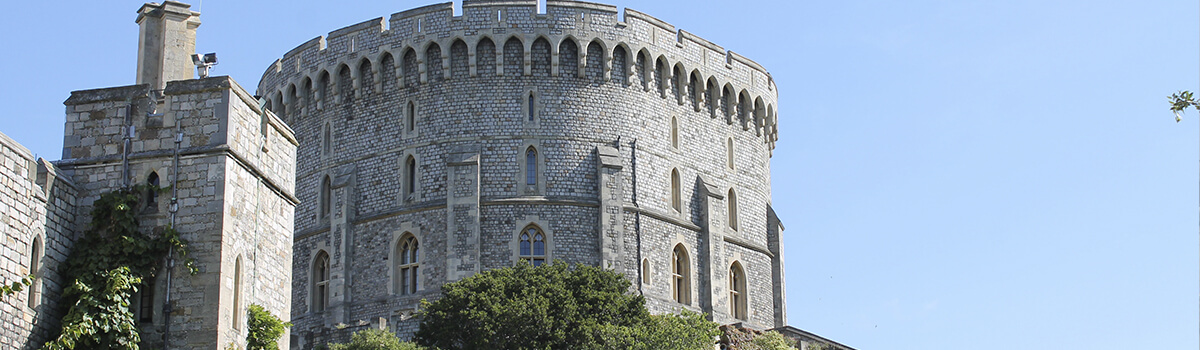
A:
1;274;33;297
42;185;196;350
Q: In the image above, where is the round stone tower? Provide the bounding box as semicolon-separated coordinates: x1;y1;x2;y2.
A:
256;1;782;346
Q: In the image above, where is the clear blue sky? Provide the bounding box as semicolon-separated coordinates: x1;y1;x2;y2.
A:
1;1;1196;349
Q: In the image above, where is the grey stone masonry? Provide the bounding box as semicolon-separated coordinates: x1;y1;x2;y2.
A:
261;1;785;346
57;75;297;350
0;131;77;350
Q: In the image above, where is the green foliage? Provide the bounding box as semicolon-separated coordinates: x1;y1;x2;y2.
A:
597;309;721;350
43;186;196;350
415;261;718;350
247;304;292;350
750;331;799;350
327;329;424;350
0;274;34;297
1169;90;1198;122
43;267;141;350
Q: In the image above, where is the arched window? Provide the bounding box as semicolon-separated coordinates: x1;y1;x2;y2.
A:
28;237;41;309
519;225;547;266
527;92;536;122
670;116;679;149
728;188;738;231
322;122;332;155
671;244;690;304
525;147;538;186
727;138;735;169
320;176;332;218
730;262;747;320
641;258;651;284
312;251;330;312
146;171;159;206
670;169;681;212
406;101;416;132
395;234;419;295
405;156;417;199
233;255;243;330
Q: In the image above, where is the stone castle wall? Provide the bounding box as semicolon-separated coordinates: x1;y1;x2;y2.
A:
0;132;77;350
56;76;297;350
255;1;785;347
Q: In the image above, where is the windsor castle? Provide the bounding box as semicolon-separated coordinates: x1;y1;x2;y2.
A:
0;1;853;349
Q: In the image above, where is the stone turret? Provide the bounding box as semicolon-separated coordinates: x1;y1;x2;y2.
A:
135;1;201;91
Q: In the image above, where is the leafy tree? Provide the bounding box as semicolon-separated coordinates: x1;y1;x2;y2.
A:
328;329;423;350
247;304;292;350
0;274;33;297
1169;90;1198;122
415;261;718;350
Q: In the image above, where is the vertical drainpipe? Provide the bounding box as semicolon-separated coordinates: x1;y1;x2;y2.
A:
163;88;180;346
631;138;641;296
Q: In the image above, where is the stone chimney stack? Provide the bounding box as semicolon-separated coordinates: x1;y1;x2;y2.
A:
135;1;200;91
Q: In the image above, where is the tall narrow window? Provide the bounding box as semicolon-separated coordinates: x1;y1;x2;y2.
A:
641;258;651;284
730;262;747;320
395;234;419;295
405;156;417;198
28;237;41;309
727;138;735;169
146;172;160;206
670;169;681;212
525;147;538;186
139;279;154;323
406;101;416;132
322;123;332;155
671;244;690;304
527;93;536;121
728;188;738;231
233;256;243;330
670;116;679;149
313;251;330;312
320;176;331;218
519;225;547;266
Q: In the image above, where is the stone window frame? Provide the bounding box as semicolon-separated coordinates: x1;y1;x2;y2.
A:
510;215;554;266
135;274;156;324
399;149;422;204
640;258;651;285
669;168;682;213
670;243;692;305
389;223;423;296
319;175;332;220
727;187;738;231
726;136;735;171
310;248;331;313
670;115;680;150
27;234;43;310
516;140;546;196
320;121;333;158
233;254;244;331
521;89;543;127
403;98;420;138
729;260;747;320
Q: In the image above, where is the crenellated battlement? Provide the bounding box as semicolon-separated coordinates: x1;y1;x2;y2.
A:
257;0;779;149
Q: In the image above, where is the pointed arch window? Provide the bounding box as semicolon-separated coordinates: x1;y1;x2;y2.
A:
670;116;679;149
395;234;419;295
320;176;332;218
641;258;651;284
670;169;681;212
727;138;735;170
233;255;244;330
526;147;538;186
406;101;416;133
28;237;41;309
671;244;691;305
146;172;160;206
730;262;747;320
405;156;417;200
312;251;330;312
322;123;332;155
519;225;547;266
728;188;738;231
527;92;537;122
